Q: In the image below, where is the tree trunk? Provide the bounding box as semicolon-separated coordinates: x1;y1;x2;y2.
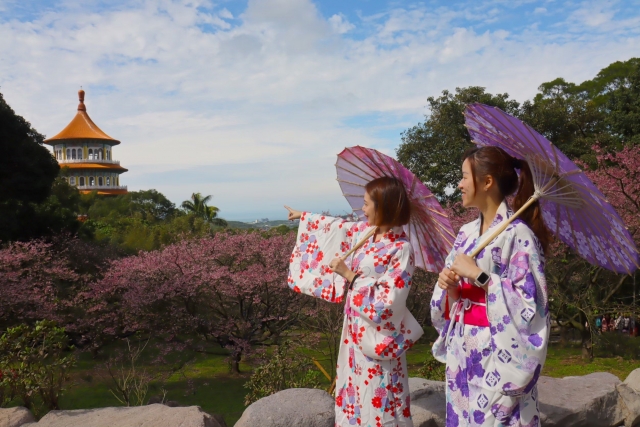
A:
580;313;593;360
231;352;242;374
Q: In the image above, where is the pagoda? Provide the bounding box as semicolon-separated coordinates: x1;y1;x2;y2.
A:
45;90;128;195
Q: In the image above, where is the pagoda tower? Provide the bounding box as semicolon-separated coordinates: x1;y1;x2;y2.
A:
45;90;128;195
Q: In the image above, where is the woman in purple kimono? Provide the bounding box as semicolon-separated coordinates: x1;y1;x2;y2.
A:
286;176;423;427
431;147;551;427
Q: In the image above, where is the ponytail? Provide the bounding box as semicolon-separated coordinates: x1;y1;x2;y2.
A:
512;161;551;254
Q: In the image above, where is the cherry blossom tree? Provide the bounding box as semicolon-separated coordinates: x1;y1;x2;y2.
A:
544;144;640;358
86;231;308;372
0;240;80;329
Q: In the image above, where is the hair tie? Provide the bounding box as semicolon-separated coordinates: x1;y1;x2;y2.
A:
512;157;523;170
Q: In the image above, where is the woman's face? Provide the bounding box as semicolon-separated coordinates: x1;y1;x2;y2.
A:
458;158;477;208
362;191;377;226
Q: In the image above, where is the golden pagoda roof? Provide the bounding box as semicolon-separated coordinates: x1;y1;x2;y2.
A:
79;189;128;196
61;163;128;172
45;90;120;146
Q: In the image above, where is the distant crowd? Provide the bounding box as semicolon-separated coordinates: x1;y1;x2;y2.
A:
595;314;639;336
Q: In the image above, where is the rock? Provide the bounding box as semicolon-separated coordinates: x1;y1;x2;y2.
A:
408;377;445;401
0;407;36;427
408;378;446;427
235;388;334;427
618;368;640;427
27;404;222;427
538;373;625;427
624;368;640;394
147;395;183;408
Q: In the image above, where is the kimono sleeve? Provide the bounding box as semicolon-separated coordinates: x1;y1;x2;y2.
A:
350;241;424;360
486;224;550;396
287;212;363;303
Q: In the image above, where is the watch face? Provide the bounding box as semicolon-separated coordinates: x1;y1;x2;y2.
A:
477;272;490;284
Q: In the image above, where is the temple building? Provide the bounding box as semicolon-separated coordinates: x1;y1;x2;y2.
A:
45;89;128;195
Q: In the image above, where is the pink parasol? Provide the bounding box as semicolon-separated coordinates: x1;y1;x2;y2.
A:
464;103;640;274
336;146;456;272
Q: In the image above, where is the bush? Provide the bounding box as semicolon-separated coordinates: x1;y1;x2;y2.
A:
0;321;76;416
243;340;322;405
594;332;640;359
416;345;446;382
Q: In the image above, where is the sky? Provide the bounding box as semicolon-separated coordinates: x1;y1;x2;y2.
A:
1;0;639;221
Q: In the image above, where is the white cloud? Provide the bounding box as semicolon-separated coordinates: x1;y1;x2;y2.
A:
534;7;547;14
0;0;639;220
218;8;233;20
328;13;354;34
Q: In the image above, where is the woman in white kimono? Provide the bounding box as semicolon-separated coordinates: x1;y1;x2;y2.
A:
286;176;423;427
431;147;551;427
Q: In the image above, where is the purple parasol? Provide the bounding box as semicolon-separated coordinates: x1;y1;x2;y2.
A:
464;103;640;274
336;146;455;272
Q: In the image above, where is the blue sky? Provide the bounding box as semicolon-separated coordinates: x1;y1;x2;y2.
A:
1;0;639;221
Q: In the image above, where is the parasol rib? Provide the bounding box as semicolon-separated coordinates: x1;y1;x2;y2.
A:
336;156;378;181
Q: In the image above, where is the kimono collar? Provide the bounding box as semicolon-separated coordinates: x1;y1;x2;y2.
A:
366;225;404;242
476;200;513;239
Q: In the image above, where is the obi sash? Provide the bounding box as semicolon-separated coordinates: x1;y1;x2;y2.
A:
444;281;489;327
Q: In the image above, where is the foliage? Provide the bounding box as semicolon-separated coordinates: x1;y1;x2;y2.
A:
543;144;640;358
304;300;344;378
0;92;91;242
416;347;446;382
0;92;59;205
78;189;229;253
83;189;179;223
86;231;308;372
396;87;520;202
0;240;81;329
606;61;640;146
243;340;322;405
181;192;227;227
397;58;640;202
0;321;76;416
103;336;187;407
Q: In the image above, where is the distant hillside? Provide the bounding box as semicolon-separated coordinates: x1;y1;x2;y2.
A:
226;219;298;230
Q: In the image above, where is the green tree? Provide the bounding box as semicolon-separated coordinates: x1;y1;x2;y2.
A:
0;92;59;205
84;189;178;223
181;192;227;226
0;321;76;415
0;92;64;241
396;87;520;202
519;57;640;160
606;61;640;146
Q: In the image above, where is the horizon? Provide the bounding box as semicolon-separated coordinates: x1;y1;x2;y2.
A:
1;0;639;220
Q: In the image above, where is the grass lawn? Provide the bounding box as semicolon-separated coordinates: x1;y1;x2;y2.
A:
542;342;639;380
58;345;253;426
9;332;640;426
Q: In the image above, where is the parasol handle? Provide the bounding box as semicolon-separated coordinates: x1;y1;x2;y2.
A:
312;358;332;382
341;227;377;261
468;195;541;258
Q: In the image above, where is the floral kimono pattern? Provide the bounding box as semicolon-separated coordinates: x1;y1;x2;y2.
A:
430;201;550;427
288;212;424;427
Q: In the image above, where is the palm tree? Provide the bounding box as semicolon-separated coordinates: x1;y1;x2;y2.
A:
181;193;227;226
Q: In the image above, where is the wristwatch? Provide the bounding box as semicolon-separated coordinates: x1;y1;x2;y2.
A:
474;271;490;287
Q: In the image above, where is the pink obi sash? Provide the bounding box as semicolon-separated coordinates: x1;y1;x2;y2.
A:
444;281;489;327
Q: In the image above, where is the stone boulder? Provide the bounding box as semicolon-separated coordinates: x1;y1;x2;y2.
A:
0;407;36;427
537;373;625;427
408;378;446;427
617;368;640;427
235;388;334;427
21;404;222;427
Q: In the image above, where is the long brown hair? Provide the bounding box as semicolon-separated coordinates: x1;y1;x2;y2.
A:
463;146;551;253
365;176;411;227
